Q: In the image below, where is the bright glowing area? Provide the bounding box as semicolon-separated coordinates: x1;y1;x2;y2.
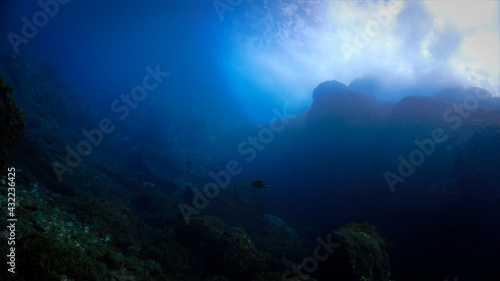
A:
424;1;498;29
223;0;500;118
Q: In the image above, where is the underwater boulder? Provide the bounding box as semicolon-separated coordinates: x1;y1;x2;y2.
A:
208;227;268;281
174;216;295;280
0;76;24;172
251;214;308;264
145;224;203;280
174;216;229;258
312;222;391;281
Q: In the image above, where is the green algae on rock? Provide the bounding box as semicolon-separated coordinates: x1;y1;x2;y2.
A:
312;222;392;281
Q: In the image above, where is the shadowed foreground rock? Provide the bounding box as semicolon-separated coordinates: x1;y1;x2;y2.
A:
312;222;391;281
0;76;24;172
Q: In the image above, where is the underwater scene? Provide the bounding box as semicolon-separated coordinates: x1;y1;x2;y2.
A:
0;0;499;280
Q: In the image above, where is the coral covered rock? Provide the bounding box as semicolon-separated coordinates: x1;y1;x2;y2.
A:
0;180;168;281
209;227;269;281
0;76;24;172
312;222;391;281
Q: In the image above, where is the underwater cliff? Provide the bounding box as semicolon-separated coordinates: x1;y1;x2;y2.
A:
1;53;499;280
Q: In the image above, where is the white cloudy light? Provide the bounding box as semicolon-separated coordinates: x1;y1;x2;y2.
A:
224;0;499;113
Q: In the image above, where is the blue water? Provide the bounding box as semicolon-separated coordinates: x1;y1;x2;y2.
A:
1;1;499;280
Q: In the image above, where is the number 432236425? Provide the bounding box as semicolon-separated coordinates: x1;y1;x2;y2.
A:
7;167;15;216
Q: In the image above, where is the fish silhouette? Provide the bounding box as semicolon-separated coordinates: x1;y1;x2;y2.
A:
251;180;268;189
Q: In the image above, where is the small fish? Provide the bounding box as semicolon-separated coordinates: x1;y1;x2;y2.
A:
251;180;268;189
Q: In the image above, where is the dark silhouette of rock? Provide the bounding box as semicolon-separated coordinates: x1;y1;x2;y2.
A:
349;75;384;98
174;216;229;258
251;214;308;264
208;227;269;281
0;76;24;173
307;80;384;122
434;86;492;105
388;95;451;125
312;222;391;281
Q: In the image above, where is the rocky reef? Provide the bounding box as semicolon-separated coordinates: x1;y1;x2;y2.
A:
2;52;500;280
0;76;24;173
0;180;167;280
312;222;391;281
